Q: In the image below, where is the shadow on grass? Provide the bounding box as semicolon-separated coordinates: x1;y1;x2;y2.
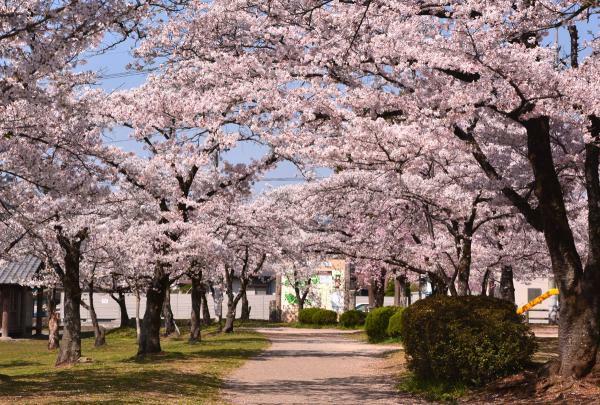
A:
128;336;266;364
0;367;221;399
0;331;267;401
0;360;43;368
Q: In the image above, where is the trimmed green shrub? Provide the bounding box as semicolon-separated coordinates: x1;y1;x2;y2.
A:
386;308;405;338
339;310;367;328
298;308;321;324
312;309;338;325
401;295;537;386
298;308;337;325
365;306;399;342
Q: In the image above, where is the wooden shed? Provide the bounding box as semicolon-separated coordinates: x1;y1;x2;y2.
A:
0;256;43;338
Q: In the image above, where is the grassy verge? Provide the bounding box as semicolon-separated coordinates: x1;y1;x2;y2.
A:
398;373;468;403
0;326;268;404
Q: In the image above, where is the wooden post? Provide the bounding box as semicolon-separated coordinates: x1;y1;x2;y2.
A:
1;287;10;338
36;287;43;335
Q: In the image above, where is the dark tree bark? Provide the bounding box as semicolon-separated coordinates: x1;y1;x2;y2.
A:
35;287;43;336
223;250;266;333
293;272;312;312
240;289;250;321
488;279;496;298
110;291;129;328
499;265;515;303
86;283;105;347
189;274;202;343
138;268;169;356
200;285;211;326
525;116;600;378
429;272;449;296
368;269;386;307
47;288;60;350
162;287;178;337
54;227;87;366
480;268;491;297
223;265;244;333
456;114;600;378
134;290;141;343
394;274;409;307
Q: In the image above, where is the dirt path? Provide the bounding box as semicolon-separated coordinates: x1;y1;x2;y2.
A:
222;327;427;404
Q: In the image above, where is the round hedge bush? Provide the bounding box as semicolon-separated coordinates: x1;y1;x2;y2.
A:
364;306;399;342
386;308;405;338
401;295;537;386
312;309;338;325
298;308;321;324
339;310;367;328
298;308;337;325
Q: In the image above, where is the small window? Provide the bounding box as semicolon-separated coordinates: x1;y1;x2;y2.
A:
528;288;542;302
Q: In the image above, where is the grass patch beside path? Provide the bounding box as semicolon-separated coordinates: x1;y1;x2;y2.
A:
398;373;468;403
0;327;268;404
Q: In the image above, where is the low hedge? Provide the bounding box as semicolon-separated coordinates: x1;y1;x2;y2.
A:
313;309;338;325
298;308;321;324
298;308;337;325
386;308;405;338
339;310;367;328
401;295;537;386
364;306;399;342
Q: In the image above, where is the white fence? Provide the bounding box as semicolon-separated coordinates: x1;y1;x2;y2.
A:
65;291;277;325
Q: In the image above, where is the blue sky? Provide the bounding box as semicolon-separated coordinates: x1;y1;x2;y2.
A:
83;38;321;194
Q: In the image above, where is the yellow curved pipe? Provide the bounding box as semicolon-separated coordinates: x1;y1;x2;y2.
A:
516;288;559;315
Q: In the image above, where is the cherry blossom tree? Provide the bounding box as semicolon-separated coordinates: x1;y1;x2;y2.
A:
176;0;598;379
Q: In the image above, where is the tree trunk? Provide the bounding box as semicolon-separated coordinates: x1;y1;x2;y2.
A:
88;286;106;347
394;274;409;307
138;270;169;356
48;288;60;350
56;261;82;366
110;292;129;328
135;290;141;343
429;272;449;296
162;287;178;337
200;286;211;326
35;287;43;336
189;275;202;343
488;278;496;298
499;265;515;303
480;268;491;297
456;253;472;296
1;287;9;338
240;290;250;321
525;116;600;378
368;270;386;307
223;268;243;333
223;299;236;333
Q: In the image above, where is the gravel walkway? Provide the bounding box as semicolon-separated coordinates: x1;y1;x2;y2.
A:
222;327;427;404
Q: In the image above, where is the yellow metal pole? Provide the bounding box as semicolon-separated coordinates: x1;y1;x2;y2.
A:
516;288;559;315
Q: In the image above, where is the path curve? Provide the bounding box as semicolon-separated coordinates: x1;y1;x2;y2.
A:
222;327;427;404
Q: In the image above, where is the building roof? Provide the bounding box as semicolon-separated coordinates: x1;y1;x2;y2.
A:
0;256;43;285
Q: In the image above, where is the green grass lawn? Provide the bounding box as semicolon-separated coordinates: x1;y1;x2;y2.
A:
0;327;268;404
